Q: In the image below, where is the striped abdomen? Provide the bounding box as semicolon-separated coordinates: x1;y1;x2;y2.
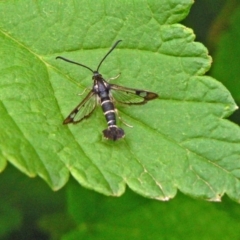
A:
101;97;116;127
100;95;124;141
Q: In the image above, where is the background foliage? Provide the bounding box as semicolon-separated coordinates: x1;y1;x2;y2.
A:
1;0;240;239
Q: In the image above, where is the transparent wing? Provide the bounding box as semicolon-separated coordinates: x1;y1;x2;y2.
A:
63;91;97;124
110;84;158;105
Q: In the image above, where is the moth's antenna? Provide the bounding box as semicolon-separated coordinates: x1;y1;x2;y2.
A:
56;40;122;73
56;56;94;73
96;40;122;72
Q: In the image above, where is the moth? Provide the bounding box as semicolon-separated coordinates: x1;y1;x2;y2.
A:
57;40;158;141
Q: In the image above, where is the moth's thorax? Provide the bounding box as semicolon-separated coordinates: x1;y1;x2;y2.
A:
92;73;109;94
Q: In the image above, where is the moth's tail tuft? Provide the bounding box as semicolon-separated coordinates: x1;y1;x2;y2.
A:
103;127;125;141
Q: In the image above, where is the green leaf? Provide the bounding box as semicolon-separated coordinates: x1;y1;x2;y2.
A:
0;0;239;201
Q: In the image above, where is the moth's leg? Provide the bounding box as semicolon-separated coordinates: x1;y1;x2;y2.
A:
115;108;133;128
107;73;121;82
77;88;90;96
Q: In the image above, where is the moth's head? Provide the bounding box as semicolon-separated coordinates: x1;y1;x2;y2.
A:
92;71;102;80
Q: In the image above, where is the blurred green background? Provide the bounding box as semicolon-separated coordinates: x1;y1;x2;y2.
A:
184;0;240;123
1;1;240;239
